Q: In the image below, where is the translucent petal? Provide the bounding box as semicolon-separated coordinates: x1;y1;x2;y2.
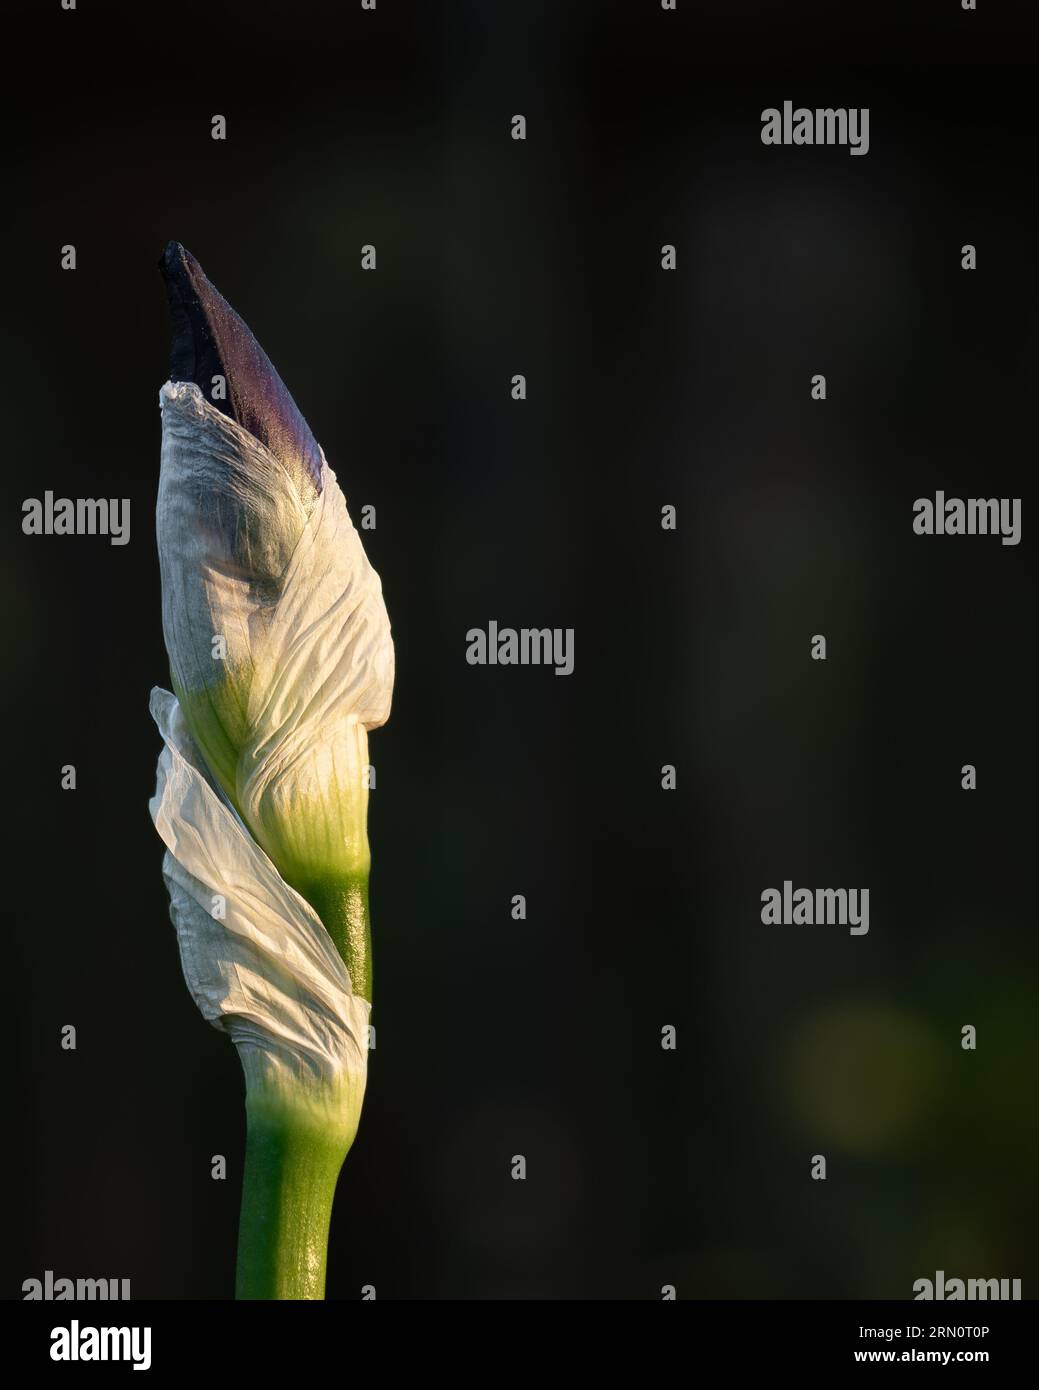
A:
157;380;394;884
148;686;370;1099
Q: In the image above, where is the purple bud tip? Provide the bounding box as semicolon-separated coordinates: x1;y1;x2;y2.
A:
159;242;324;497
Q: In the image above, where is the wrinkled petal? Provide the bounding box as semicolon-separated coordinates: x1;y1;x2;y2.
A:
157;380;394;883
148;686;370;1101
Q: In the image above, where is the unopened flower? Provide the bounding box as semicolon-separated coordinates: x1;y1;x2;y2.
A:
148;243;393;1299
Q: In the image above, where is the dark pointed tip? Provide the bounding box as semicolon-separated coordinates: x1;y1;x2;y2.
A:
158;242;214;390
158;241;323;497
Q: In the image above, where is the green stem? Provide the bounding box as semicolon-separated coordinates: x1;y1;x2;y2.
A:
235;1100;352;1300
294;870;373;1002
235;873;371;1299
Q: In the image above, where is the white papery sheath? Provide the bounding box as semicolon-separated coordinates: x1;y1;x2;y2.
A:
156;380;394;887
149;686;370;1108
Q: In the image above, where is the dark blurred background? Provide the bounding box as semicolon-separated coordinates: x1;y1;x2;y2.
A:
4;0;1038;1299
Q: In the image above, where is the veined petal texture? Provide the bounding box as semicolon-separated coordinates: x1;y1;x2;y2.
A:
148;686;370;1101
157;380;394;885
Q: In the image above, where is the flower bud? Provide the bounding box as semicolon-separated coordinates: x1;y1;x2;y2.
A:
154;244;393;996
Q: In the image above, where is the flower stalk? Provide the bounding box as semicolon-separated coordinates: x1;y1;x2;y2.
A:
236;1109;346;1301
236;1065;367;1300
149;244;392;1299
